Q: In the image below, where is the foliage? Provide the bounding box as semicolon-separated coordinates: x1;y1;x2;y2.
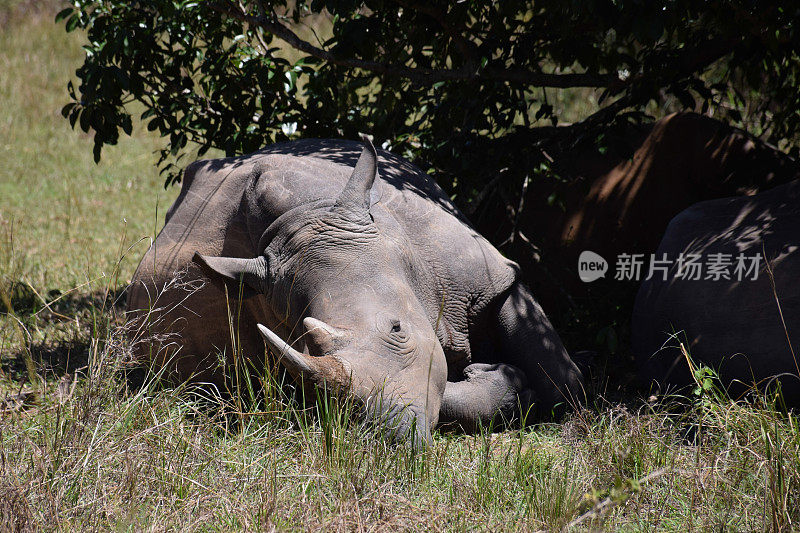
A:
58;0;800;201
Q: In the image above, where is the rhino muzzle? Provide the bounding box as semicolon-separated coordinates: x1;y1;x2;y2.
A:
363;393;432;448
257;322;432;447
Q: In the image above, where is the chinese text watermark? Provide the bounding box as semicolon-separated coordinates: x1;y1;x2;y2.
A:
579;251;762;283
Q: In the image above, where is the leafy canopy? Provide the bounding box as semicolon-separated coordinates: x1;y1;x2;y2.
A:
59;1;800;203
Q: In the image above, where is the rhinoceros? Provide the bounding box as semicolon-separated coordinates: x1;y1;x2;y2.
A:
475;113;798;315
632;179;800;404
127;138;585;446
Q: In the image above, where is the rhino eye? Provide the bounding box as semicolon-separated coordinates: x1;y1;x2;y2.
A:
390;319;402;333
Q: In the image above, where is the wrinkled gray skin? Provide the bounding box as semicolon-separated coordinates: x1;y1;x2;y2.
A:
633;179;800;404
128;138;584;447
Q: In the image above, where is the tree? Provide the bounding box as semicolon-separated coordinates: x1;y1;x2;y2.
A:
59;0;800;209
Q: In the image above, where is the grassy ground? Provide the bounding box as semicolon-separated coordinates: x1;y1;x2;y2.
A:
2;5;800;532
0;1;176;381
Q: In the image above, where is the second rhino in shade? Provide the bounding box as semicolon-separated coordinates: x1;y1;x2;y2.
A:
127;138;584;447
633;179;800;404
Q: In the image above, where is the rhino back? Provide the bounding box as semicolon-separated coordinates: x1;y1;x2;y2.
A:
126;155;270;384
632;179;800;399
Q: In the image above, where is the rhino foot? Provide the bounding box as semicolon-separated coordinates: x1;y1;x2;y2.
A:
437;363;535;433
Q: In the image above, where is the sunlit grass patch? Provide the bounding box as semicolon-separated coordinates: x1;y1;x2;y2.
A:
0;6;174;291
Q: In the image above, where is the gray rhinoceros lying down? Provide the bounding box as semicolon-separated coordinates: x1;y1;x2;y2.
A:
127;138;584;446
632;179;800;404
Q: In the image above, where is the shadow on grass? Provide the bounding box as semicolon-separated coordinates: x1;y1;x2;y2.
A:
1;283;128;381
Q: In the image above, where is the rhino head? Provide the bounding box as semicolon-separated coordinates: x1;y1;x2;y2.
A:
194;139;447;447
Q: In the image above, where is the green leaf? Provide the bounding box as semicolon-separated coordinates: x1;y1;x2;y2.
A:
55;7;73;23
93;141;102;163
68;109;80;129
60;103;76;118
79;107;91;133
65;14;80;32
121;116;133;136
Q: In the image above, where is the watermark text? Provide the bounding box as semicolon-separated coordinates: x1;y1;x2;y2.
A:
579;251;762;282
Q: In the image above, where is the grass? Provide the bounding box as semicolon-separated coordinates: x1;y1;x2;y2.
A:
0;0;177;378
0;10;171;290
4;341;800;530
2;5;800;531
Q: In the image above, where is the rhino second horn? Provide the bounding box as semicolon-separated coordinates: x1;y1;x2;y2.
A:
303;316;346;354
333;135;378;213
257;323;348;388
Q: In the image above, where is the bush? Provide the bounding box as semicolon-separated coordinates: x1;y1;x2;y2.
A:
59;0;800;204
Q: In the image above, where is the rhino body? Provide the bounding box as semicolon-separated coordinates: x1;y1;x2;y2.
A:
128;139;584;445
632;179;800;403
478;112;798;313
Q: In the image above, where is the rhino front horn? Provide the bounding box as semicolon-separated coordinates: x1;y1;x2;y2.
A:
333;135;378;216
257;323;349;389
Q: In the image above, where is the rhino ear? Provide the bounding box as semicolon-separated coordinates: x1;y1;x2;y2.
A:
192;252;267;299
333;135;378;214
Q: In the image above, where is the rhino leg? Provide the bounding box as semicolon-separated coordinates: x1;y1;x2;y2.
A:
438;363;534;432
492;281;585;416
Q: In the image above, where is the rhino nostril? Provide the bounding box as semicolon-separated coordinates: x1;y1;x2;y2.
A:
390;320;401;333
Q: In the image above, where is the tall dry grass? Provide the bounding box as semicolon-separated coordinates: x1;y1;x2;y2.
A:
4;313;800;530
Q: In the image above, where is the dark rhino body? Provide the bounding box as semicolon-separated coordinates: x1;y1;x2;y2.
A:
128;139;584;445
478;112;798;313
632;179;800;403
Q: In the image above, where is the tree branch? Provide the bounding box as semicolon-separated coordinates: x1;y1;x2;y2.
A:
392;0;478;67
608;35;743;95
209;1;616;88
